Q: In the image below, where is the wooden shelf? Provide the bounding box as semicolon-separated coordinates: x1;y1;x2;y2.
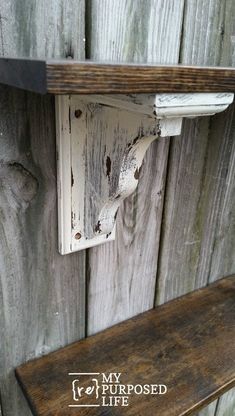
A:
16;276;235;416
0;58;235;94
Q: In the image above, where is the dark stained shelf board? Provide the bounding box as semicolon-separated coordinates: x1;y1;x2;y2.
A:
16;276;235;416
0;57;235;94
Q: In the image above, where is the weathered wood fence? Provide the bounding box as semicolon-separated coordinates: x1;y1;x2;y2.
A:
0;1;234;415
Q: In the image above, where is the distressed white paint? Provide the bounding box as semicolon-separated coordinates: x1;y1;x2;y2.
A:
56;96;72;253
85;92;234;118
56;92;234;254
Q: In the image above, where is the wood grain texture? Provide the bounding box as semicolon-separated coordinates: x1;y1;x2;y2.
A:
156;0;235;414
207;107;235;282
0;395;3;416
46;62;235;94
195;403;218;416
0;1;86;416
156;104;234;302
86;0;184;335
0;3;234;416
0;88;86;416
15;276;235;416
215;388;235;416
0;1;84;58
156;0;235;299
1;58;235;94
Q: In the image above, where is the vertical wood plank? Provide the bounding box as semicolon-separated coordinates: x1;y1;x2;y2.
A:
86;0;185;335
0;1;85;415
0;0;85;58
195;403;218;416
215;388;235;416
0;393;3;416
207;108;235;282
156;0;234;300
156;0;235;414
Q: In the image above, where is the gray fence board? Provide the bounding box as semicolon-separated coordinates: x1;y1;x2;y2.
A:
0;1;86;415
156;1;235;415
86;0;185;335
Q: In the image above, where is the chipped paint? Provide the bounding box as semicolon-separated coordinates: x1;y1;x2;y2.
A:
71;168;74;187
56;93;234;254
106;156;112;180
134;166;142;180
95;220;102;234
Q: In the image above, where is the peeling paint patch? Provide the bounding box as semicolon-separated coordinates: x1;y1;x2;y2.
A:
133;136;139;145
134;166;141;180
95;220;102;233
106;156;112;180
71;211;76;229
156;122;161;136
71;168;74;187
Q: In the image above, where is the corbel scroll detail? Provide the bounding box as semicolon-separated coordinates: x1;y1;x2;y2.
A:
95;133;159;237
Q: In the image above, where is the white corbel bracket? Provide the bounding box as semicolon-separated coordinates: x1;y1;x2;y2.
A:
56;92;233;254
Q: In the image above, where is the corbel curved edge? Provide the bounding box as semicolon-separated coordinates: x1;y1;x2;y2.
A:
56;92;234;254
95;133;160;236
94;118;181;237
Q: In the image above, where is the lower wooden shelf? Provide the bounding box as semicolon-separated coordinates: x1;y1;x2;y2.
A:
16;276;235;416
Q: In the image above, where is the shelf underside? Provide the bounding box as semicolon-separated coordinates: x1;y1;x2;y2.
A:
16;276;235;416
0;58;235;94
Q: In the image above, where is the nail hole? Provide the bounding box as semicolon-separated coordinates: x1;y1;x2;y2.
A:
75;232;82;240
75;109;82;118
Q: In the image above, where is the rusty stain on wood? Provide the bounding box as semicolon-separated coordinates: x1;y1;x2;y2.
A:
75;232;82;240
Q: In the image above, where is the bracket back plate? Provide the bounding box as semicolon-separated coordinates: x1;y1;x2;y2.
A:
56;96;163;254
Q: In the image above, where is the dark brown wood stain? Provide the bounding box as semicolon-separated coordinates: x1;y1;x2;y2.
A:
46;62;235;94
1;58;235;94
15;276;235;416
